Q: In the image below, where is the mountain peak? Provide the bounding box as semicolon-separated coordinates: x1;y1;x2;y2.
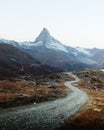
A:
42;27;49;33
34;28;51;43
34;28;69;53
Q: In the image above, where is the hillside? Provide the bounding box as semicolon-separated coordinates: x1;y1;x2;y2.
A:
57;69;104;130
0;73;72;108
0;43;61;79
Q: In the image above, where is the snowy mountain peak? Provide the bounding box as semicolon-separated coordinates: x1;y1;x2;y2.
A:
34;28;69;53
42;27;49;33
34;28;51;43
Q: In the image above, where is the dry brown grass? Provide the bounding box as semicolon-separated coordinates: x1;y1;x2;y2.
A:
0;73;71;108
57;70;104;130
64;86;104;130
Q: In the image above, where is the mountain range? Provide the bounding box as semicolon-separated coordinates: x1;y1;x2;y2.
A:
0;28;104;78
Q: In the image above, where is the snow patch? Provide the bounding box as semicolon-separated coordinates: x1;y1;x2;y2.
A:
34;41;44;46
71;51;78;56
0;39;19;46
75;47;91;56
45;40;69;53
19;42;34;46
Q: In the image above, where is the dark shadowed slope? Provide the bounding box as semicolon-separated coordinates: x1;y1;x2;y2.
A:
0;43;62;79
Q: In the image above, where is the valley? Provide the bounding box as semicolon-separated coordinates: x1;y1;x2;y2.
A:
0;0;104;129
0;28;104;130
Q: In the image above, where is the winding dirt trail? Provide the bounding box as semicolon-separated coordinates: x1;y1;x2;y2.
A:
0;73;89;130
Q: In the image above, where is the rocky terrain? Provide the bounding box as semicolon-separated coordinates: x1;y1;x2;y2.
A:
0;73;89;130
0;73;72;108
1;28;104;71
57;69;104;130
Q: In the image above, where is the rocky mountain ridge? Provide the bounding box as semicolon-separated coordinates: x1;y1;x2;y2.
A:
0;28;104;70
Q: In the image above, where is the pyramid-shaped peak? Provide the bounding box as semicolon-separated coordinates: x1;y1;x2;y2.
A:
33;28;69;53
42;27;49;33
34;28;51;43
40;27;51;37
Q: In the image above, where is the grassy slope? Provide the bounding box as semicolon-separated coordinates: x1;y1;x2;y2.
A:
0;73;73;108
56;69;104;130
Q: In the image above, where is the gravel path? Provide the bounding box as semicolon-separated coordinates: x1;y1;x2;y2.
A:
0;73;89;130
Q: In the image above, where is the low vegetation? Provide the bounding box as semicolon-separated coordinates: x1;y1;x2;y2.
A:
0;73;73;108
57;69;104;130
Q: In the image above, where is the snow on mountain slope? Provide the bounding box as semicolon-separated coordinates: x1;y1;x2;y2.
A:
34;28;69;53
0;39;35;49
0;28;104;69
66;46;97;65
18;42;36;49
0;29;92;56
0;28;69;53
45;39;69;53
75;47;91;56
0;39;19;46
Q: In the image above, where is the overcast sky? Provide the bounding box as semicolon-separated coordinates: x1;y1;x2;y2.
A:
0;0;104;48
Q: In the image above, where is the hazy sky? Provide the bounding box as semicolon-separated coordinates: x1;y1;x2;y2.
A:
0;0;104;48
